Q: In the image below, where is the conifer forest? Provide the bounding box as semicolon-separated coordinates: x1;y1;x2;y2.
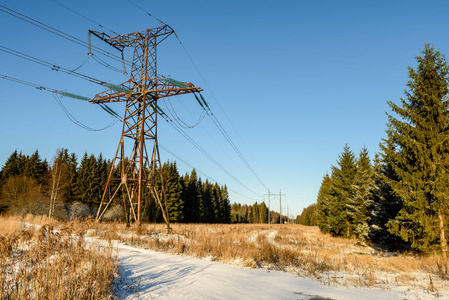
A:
305;45;449;255
0;149;232;224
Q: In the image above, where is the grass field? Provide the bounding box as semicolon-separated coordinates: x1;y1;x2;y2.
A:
79;219;448;296
0;215;447;298
0;215;118;300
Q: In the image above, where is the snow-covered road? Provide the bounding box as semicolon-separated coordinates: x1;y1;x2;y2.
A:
115;243;423;300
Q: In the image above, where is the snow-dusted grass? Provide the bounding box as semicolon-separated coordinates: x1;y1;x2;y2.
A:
0;215;118;299
72;221;448;297
4;216;448;298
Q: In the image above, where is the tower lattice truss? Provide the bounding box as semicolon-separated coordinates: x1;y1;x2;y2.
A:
89;25;202;223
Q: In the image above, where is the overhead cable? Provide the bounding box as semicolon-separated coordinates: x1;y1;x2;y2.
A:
125;2;269;192
52;0;120;36
158;110;262;198
53;93;119;131
162;97;206;129
0;73;122;130
159;144;260;201
0;45;131;95
0;4;132;67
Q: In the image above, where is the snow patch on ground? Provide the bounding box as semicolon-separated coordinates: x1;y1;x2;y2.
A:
115;241;442;300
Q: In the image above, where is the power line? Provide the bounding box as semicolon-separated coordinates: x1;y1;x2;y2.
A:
0;4;132;67
206;111;269;190
50;1;129;73
159;110;262;198
91;53;124;73
159;144;260;201
127;0;166;26
126;2;269;192
0;73;121;131
3;2;267;199
0;45;128;93
162;97;207;129
52;0;120;35
52;93;119;131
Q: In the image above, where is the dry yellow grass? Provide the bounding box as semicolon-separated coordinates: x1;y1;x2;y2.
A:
74;221;448;295
4;215;447;297
0;215;118;299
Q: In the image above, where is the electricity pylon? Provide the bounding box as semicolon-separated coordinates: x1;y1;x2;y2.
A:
90;25;203;224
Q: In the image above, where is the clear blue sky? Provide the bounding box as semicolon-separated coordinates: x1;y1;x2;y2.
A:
1;0;449;218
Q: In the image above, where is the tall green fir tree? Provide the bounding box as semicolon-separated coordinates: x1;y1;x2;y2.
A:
328;144;357;237
347;147;376;243
220;185;231;223
259;202;269;224
182;170;201;223
1;150;23;186
316;173;332;233
381;44;449;253
369;153;404;249
75;153;108;207
24;150;48;184
162;162;184;222
297;203;317;226
200;180;215;223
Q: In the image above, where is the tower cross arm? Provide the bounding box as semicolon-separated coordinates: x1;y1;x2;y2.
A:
89;80;134;104
153;78;203;99
90;25;175;51
89;78;203;104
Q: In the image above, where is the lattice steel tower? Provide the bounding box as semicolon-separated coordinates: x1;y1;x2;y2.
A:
90;25;202;223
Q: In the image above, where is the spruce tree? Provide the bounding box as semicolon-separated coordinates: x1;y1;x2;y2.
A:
218;185;230;223
369;153;404;249
316;173;332;233
24;150;47;184
182;170;201;222
298;204;317;226
201;180;214;223
163;162;184;222
347;147;376;243
382;44;449;253
259;202;269;224
328;144;357;237
1;150;22;184
62;151;78;202
212;183;221;222
75;153;101;206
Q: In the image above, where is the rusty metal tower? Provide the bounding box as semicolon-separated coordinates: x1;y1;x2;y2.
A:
90;25;202;223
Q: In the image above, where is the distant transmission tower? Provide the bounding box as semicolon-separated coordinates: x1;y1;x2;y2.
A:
90;25;202;224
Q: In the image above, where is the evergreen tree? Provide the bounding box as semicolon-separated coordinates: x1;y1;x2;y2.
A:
201;180;215;223
230;203;241;223
212;183;221;222
347;147;376;243
220;185;231;223
328;144;357;237
63;151;78;202
75;153;106;207
381;44;449;253
259;202;269;223
316;173;332;233
24;150;47;184
0;150;22;185
298;203;317;226
369;153;405;249
252;202;259;223
163;162;184;222
182;170;201;222
1;150;47;185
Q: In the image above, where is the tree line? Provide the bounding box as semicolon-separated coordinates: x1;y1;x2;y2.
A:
230;202;291;224
0;148;231;223
304;44;449;254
